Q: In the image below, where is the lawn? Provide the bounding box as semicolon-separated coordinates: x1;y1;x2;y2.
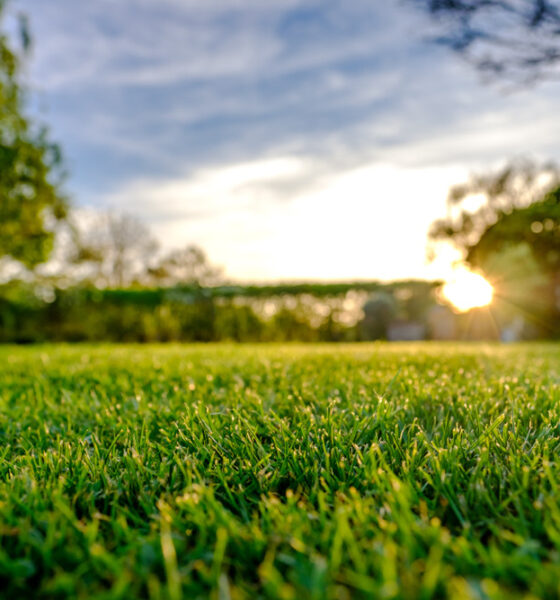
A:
1;343;559;599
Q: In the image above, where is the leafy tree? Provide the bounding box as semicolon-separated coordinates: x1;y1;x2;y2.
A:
147;245;223;287
67;212;159;287
410;0;560;82
429;159;559;261
429;160;560;335
359;293;396;340
469;188;560;275
0;2;67;269
473;192;560;335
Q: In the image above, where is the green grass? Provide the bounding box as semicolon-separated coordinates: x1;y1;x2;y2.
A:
1;343;560;599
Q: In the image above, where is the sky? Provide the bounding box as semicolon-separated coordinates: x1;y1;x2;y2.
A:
13;0;560;282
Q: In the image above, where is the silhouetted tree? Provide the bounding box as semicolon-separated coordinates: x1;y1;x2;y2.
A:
68;212;159;287
410;0;560;82
469;188;560;274
359;293;396;340
147;245;223;287
0;2;67;269
429;160;560;335
428;159;560;260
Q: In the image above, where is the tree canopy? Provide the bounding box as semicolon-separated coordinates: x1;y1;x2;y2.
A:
469;188;560;275
410;0;560;82
146;246;223;287
429;161;560;335
429;159;560;263
64;212;158;288
0;2;67;270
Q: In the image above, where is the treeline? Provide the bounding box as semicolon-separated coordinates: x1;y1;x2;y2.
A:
0;280;439;343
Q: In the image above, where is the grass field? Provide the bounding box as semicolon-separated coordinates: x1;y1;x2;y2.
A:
1;343;560;599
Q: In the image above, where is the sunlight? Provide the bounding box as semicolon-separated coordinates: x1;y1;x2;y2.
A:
442;268;494;312
123;162;465;281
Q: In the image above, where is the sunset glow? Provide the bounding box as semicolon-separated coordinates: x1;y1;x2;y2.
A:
442;268;494;312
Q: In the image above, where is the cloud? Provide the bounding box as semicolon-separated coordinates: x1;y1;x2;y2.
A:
100;156;320;223
18;1;428;196
22;1;415;88
13;0;560;279
97;154;466;280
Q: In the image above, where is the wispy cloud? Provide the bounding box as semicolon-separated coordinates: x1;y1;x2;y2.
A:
14;0;560;279
100;155;466;280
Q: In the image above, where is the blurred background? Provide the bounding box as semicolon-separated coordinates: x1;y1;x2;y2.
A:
1;0;559;343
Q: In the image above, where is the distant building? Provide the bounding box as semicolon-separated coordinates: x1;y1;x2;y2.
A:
387;320;425;341
359;293;396;340
427;305;456;340
501;316;525;342
462;307;500;340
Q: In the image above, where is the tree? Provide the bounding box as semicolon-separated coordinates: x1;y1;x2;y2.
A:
67;212;159;287
0;2;67;269
429;160;560;335
428;159;559;260
410;0;560;82
358;293;396;340
472;189;560;335
147;245;223;287
468;188;560;275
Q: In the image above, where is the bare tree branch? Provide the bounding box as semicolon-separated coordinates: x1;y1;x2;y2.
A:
410;0;560;82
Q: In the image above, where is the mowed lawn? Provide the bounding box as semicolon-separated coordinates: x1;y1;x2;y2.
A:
1;344;560;599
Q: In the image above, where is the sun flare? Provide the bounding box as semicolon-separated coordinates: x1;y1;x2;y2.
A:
442;268;494;312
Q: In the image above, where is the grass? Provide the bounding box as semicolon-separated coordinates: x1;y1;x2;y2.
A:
1;343;560;599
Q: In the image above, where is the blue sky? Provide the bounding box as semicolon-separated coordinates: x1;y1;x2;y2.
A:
14;0;560;281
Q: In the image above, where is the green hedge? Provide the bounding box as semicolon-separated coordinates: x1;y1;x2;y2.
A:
0;281;439;343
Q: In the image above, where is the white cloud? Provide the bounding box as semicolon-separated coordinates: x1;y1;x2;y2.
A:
101;156;312;219
22;1;415;90
99;156;466;281
13;0;560;281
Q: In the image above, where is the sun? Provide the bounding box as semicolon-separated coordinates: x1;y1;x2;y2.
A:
442;268;494;312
